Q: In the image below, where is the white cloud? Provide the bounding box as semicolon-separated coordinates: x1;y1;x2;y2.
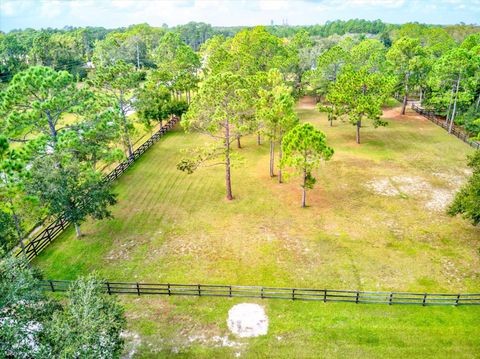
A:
258;0;291;11
39;0;64;18
0;0;34;16
0;0;477;31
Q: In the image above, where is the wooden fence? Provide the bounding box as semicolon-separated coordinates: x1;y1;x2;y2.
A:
39;280;480;306
411;104;480;150
15;117;180;261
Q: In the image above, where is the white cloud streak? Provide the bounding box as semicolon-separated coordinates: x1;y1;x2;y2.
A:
0;0;477;31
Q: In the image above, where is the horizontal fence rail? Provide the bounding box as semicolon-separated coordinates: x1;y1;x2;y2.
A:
411;103;480;150
15;117;180;261
39;280;480;306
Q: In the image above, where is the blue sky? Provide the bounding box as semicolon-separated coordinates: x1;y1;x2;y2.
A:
0;0;479;32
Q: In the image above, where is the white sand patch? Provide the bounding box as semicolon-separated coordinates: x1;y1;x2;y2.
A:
121;331;141;359
227;303;269;338
391;176;431;195
464;168;473;176
433;172;466;188
425;189;454;212
366;175;457;212
366;178;399;196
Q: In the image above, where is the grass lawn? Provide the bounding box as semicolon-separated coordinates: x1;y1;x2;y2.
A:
34;98;480;357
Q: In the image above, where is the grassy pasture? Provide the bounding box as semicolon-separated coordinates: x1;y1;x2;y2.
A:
34;99;480;357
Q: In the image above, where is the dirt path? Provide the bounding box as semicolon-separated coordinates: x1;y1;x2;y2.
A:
298;96;429;123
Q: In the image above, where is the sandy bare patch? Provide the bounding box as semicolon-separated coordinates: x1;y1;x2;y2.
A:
227;303;268;338
105;239;145;261
392;176;431;195
366;175;458;212
425;189;454;211
433;172;467;188
382;106;426;122
366;178;399;196
121;331;141;359
297;96;316;110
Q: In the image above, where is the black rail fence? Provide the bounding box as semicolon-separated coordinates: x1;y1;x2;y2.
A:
15;117;180;261
411;103;480;150
39;280;480;306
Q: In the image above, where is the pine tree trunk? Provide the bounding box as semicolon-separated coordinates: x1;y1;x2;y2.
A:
120;91;133;158
257;132;261;145
278;131;283;184
301;168;307;208
12;211;29;265
269;139;275;177
136;43;140;70
445;84;455;125
74;223;82;238
236;135;241;149
401;92;408;115
225;119;233;200
401;75;409;115
356;120;361;144
449;74;461;134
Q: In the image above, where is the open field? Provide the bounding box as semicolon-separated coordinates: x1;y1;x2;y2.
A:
34;99;480;357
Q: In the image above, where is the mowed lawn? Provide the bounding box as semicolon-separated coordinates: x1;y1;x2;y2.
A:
34;98;480;357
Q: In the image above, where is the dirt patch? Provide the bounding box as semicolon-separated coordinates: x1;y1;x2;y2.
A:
425;189;454;211
105;238;147;261
297;96;317;110
392;175;431;195
121;331;141;359
366;178;399;196
227;303;268;338
433;172;466;188
366;175;457;212
382;107;426;122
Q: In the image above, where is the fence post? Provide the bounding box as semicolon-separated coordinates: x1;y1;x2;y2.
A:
106;282;111;295
31;240;38;256
455;294;460;306
197;284;201;296
356;291;359;304
229;285;232;297
261;287;264;299
136;282;140;296
389;293;393;305
168;284;171;296
323;289;327;303
422;293;427;306
49;280;55;292
292;288;295;301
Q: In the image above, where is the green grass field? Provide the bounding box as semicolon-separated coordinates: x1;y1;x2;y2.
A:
34;98;480;357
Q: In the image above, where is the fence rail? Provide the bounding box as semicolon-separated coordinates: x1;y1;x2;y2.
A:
39;280;480;306
15;117;180;261
411;104;480;150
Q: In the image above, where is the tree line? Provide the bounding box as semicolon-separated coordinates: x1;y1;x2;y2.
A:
303;27;480;142
0;31;196;255
2;20;477;81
